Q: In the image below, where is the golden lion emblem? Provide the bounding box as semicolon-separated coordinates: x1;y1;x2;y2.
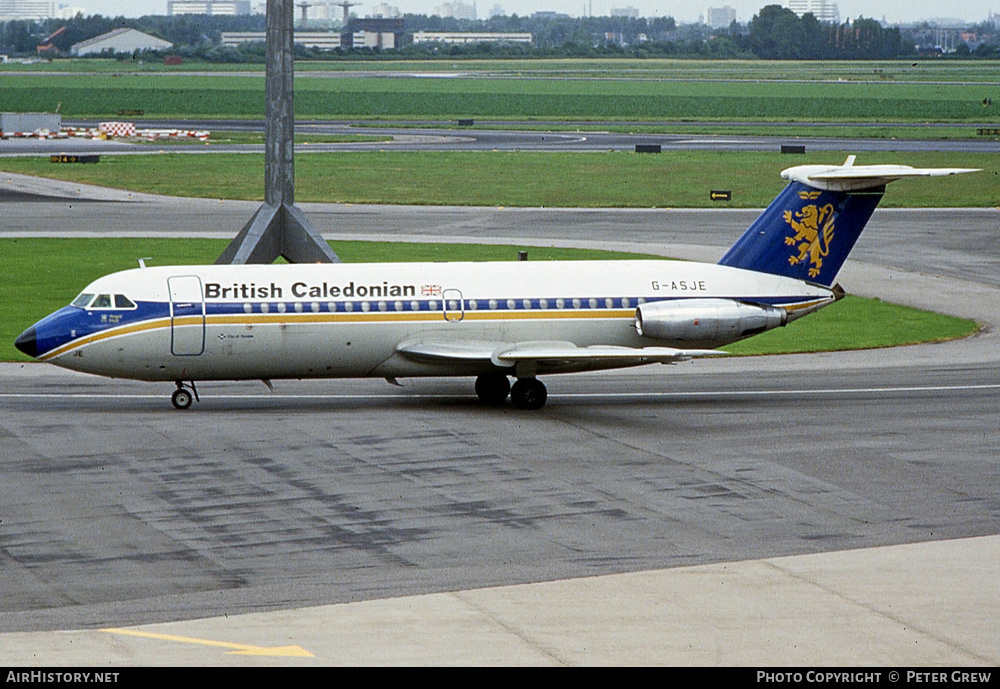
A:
783;203;835;278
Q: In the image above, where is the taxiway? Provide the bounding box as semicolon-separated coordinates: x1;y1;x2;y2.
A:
0;175;997;665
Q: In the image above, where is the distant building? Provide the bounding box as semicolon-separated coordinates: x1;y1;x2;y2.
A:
221;31;342;49
71;28;173;56
298;2;372;22
433;1;477;20
370;3;402;18
167;1;252;15
221;18;402;50
344;30;392;48
58;4;86;19
344;17;403;48
705;5;736;28
610;6;639;18
412;31;532;44
0;0;55;20
786;0;839;23
488;3;504;18
296;3;335;21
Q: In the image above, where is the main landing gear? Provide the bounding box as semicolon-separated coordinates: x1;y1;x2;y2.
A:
474;373;510;405
171;381;199;410
474;374;548;410
170;377;548;410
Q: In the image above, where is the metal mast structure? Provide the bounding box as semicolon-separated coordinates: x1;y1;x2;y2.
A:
216;0;341;265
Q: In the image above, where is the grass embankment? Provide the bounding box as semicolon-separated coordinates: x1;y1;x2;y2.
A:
2;238;978;363
5;58;1000;84
0;151;996;207
2;66;999;123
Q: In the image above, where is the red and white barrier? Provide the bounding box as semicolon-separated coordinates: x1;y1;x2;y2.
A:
0;129;68;139
99;121;137;137
137;128;211;141
57;124;211;141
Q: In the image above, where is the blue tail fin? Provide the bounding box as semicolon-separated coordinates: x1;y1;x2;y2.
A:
718;157;980;287
718;181;883;287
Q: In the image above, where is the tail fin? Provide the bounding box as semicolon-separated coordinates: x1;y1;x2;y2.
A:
718;156;979;287
718;179;883;287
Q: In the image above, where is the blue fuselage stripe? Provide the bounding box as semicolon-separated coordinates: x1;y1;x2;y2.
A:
30;294;818;358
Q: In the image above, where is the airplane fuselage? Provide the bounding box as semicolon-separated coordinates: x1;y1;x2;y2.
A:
18;159;975;409
24;260;832;382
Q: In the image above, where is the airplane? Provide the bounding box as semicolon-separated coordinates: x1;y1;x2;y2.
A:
14;156;977;410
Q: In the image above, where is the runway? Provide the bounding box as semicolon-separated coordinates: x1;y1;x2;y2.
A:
1;177;998;665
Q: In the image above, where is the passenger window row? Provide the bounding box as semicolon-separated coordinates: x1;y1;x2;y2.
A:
235;297;645;314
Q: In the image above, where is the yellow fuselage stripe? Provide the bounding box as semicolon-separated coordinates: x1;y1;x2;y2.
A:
39;309;635;361
39;300;823;362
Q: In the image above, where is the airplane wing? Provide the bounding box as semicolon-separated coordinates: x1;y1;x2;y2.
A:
396;340;506;364
397;340;725;374
495;342;724;365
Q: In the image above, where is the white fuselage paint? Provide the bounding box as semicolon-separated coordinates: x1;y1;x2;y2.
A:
39;261;834;382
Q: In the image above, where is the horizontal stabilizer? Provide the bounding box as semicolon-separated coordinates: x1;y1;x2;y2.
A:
719;156;979;286
782;156;980;192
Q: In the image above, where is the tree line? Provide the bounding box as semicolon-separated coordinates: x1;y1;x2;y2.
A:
2;5;997;61
744;5;910;59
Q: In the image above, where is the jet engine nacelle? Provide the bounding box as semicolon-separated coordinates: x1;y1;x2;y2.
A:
635;298;787;347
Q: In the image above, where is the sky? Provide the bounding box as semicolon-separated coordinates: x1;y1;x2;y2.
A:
76;1;998;25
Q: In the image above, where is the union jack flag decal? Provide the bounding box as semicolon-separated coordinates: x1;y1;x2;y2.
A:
421;285;442;296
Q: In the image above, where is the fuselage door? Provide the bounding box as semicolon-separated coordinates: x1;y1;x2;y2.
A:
442;288;464;322
168;275;206;356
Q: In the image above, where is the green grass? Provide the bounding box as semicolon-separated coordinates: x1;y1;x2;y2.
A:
2;238;978;363
2;65;999;121
1;150;996;207
722;296;977;355
8;58;1000;84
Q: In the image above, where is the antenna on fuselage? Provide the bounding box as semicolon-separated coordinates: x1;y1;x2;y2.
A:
215;0;341;266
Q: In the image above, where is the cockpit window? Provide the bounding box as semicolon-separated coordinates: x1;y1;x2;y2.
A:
72;293;137;310
71;293;95;308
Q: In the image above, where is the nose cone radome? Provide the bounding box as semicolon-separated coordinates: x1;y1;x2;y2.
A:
15;326;37;358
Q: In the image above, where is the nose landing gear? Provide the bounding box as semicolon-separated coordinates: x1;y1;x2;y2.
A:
171;381;199;410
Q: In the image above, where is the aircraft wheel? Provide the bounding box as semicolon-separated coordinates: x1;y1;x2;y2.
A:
510;378;547;410
475;374;511;405
171;388;193;410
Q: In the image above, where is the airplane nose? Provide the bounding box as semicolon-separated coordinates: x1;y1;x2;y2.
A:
15;326;37;358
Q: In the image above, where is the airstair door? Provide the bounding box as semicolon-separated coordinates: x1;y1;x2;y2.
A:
168;276;206;356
